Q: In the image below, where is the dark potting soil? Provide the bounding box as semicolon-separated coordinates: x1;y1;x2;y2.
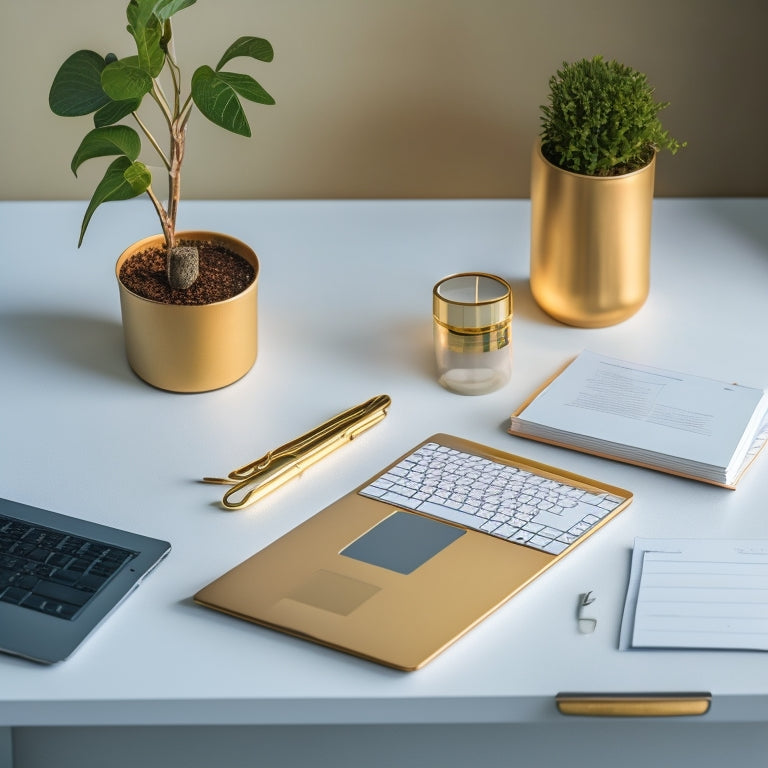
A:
119;240;255;305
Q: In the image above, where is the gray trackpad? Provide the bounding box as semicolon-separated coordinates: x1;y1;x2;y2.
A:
341;511;465;574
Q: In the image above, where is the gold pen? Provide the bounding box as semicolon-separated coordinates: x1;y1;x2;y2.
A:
202;394;391;510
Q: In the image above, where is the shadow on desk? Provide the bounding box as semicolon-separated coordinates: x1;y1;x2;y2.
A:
505;277;559;326
0;310;132;385
693;199;768;255
328;279;556;383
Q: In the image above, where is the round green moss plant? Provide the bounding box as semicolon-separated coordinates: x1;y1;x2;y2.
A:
540;56;685;176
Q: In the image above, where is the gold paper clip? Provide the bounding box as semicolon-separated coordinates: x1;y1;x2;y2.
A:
202;394;391;510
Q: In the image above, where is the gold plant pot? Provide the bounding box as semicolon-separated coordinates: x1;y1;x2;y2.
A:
115;231;259;393
530;142;655;328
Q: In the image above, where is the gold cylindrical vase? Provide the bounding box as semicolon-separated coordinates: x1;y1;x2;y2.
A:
116;231;259;393
530;142;655;328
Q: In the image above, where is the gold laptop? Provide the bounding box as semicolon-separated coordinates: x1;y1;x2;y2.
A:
194;434;632;671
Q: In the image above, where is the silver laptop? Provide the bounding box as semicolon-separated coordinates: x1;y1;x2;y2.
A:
0;497;171;663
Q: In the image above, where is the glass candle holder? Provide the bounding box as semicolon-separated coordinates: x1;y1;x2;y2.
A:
433;273;513;395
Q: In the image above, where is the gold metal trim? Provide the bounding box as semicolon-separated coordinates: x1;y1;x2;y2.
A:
438;325;511;355
434;317;510;335
433;272;513;331
556;693;712;717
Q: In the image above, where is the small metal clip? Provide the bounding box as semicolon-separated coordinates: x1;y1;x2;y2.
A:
577;591;597;634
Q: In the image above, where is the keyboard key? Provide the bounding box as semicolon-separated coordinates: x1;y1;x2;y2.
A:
58;603;79;619
510;530;534;543
78;573;108;592
89;561;120;577
50;569;81;586
579;492;607;505
23;594;48;611
42;600;66;616
33;579;91;607
417;500;481;530
382;490;419;507
47;553;73;568
1;586;27;604
570;521;592;535
13;574;37;591
522;522;544;533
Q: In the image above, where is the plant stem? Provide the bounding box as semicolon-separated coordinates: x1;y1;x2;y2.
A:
179;95;194;126
151;79;173;126
145;184;174;249
166;46;182;117
166;121;185;246
132;111;170;170
162;18;183;254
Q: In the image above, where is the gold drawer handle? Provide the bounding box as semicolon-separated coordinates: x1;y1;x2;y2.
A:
556;693;711;718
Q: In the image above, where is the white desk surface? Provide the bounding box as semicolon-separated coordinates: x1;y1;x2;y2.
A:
1;198;767;728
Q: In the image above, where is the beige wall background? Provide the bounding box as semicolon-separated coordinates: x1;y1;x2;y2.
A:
2;0;767;200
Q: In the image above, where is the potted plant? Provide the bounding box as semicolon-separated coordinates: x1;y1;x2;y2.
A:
530;56;684;327
48;0;275;391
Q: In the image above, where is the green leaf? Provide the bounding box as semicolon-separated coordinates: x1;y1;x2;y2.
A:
101;58;153;102
153;0;197;21
128;0;154;27
79;157;151;246
123;161;152;191
49;50;111;117
216;36;274;71
71;126;142;176
127;4;165;77
191;65;250;136
130;0;196;25
216;71;275;105
93;97;142;127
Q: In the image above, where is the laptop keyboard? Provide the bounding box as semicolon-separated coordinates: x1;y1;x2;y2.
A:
359;441;626;555
0;513;136;620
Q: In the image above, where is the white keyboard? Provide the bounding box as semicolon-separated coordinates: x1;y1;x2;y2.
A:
359;441;626;555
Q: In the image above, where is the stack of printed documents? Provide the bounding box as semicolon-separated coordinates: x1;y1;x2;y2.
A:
509;350;768;488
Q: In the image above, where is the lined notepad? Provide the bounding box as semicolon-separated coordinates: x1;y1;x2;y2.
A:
620;538;768;652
